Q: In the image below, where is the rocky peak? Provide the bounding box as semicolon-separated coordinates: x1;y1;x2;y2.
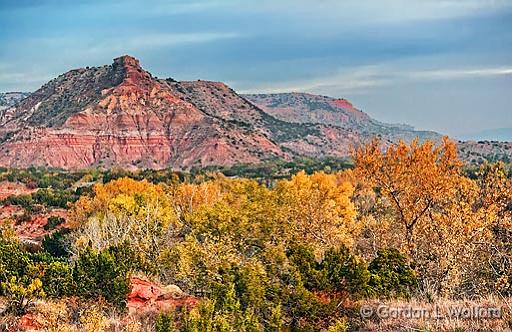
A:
113;55;142;70
109;55;156;95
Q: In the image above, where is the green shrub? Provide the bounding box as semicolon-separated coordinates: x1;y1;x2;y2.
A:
156;312;175;332
42;228;72;257
43;216;65;231
32;188;77;208
73;246;131;310
286;243;326;290
0;238;32;282
41;261;74;297
320;247;370;296
368;248;416;297
1;276;45;315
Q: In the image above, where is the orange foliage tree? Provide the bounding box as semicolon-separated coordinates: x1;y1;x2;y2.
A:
353;138;495;295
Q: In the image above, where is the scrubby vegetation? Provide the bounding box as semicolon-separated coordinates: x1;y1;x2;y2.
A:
1;138;512;330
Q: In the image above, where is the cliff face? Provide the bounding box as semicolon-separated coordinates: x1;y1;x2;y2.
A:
0;56;287;169
243;93;441;143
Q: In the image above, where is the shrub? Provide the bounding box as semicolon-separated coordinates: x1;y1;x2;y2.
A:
321;247;370;296
42;228;72;258
1;276;45;315
41;261;74;297
286;243;326;290
73;246;131;310
325;318;348;332
155;312;175;332
44;216;65;231
368;248;417;297
0;238;32;280
32;188;77;208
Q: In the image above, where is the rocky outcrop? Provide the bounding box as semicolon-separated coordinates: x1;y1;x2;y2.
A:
128;277;198;314
0;56;288;170
243;92;441;143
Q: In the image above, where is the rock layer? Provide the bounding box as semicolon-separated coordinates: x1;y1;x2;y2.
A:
0;56;288;169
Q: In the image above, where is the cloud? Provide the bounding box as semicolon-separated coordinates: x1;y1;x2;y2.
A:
237;0;512;25
238;64;512;95
237;65;390;94
407;67;512;80
91;32;240;52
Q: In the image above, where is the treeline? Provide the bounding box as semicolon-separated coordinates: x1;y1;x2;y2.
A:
0;157;354;190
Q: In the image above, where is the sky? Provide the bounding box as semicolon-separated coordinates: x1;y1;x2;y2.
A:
1;0;511;138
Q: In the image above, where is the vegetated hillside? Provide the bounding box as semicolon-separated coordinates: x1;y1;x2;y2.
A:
458;140;512;163
245;93;512;164
243;92;441;142
1;55;508;170
0;92;30;110
0;56;379;170
0;56;286;170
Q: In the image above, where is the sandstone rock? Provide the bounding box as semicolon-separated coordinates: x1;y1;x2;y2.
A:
128;277;198;314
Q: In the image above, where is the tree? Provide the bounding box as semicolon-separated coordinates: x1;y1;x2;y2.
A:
73;246;130;310
353;138;494;295
1;276;45;315
353;137;461;253
276;171;359;253
367;248;416;297
70;177;177;273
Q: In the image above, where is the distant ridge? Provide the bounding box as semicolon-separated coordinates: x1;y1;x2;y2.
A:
458;128;512;142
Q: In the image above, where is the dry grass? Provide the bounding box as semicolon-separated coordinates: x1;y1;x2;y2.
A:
3;295;512;331
353;296;512;331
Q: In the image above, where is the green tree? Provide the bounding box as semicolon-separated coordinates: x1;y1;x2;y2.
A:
73;246;130;310
368;248;416;297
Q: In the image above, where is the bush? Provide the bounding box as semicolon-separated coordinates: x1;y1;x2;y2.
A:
155;312;175;332
32;188;77;208
41;261;74;297
286;243;326;290
1;276;45;315
368;248;417;297
42;228;72;258
44;216;65;231
73;246;131;310
0;238;32;281
321;247;371;296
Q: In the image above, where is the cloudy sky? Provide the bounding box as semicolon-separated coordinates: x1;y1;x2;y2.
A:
1;0;511;137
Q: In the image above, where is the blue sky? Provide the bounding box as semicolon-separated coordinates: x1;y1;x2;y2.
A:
1;0;511;137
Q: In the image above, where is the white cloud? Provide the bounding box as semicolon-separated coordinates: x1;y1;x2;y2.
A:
408;67;512;80
86;32;240;55
237;65;390;94
238;63;512;95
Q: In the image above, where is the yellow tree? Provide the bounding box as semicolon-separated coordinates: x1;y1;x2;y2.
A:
275;171;358;254
170;175;226;223
69;177;177;268
353;137;461;252
474;162;512;295
160;178;280;293
414;177;493;295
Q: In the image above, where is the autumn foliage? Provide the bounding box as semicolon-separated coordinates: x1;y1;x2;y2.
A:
1;137;512;330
